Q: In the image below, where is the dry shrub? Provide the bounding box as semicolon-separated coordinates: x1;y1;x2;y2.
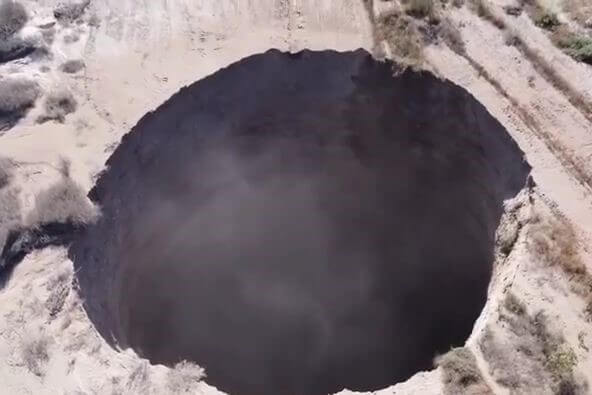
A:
126;361;152;393
503;29;521;46
58;156;72;178
88;13;100;28
22;336;50;376
63;32;80;44
376;11;425;69
38;89;77;123
0;78;40;130
435;347;493;394
563;0;592;27
527;213;592;327
40;25;56;45
166;361;206;393
586;300;592;322
0;158;21;252
26;176;98;227
54;0;90;23
0;185;21;254
60;59;85;74
503;291;526;316
439;18;466;55
520;0;563;33
0;0;27;39
0;156;12;189
404;0;435;19
532;8;560;30
45;269;71;318
469;0;506;29
527;215;587;281
0;78;40;113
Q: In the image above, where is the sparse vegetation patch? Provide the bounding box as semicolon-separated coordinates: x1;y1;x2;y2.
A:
0;78;40;131
0;0;27;40
469;0;506;29
482;292;586;393
0;157;12;189
22;336;50;376
54;0;91;23
26;175;97;227
45;270;71;318
439;18;466;55
563;0;592;27
0;177;21;254
547;345;578;381
503;29;521;46
166;361;206;393
503;291;526;316
60;59;85;74
532;9;560;30
404;0;435;19
375;11;425;69
528;215;586;281
435;347;493;394
0;78;40;114
527;213;592;327
37;89;78;124
551;27;592;65
518;0;592;66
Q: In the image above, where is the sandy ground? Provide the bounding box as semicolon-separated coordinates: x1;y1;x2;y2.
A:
0;1;375;393
1;0;592;393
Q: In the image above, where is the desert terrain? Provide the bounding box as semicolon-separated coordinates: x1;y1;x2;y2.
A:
1;0;592;394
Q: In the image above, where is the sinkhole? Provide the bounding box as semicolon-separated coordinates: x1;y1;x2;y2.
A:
70;49;531;395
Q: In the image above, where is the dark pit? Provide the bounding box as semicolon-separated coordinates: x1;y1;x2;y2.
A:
71;49;531;395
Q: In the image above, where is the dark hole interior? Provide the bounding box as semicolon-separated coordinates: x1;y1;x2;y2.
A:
71;49;530;395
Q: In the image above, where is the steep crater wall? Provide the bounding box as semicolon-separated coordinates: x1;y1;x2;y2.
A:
70;49;531;395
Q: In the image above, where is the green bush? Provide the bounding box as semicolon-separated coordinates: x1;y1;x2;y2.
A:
554;32;592;65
